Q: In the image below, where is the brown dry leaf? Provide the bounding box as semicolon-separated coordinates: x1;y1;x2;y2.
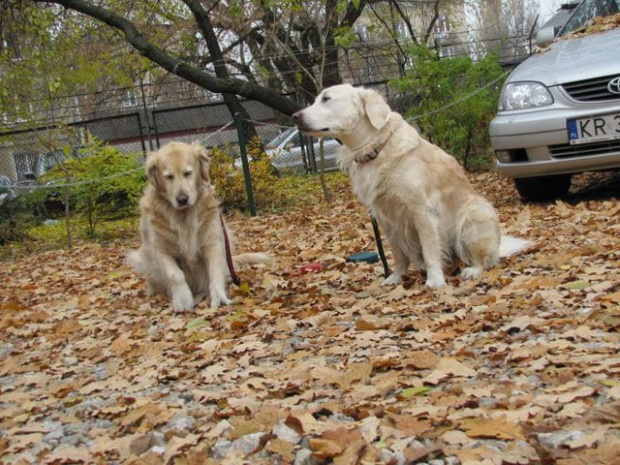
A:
404;445;442;462
607;385;620;401
333;439;369;465
2;173;620;464
42;445;94;464
403;349;440;369
463;416;524;441
163;434;200;463
553;382;597;404
558;402;589;419
565;428;607;450
355;316;388;331
445;446;503;465
309;437;342;459
437;357;477;377
501;315;543;332
388;414;431;437
312;361;372;390
228;419;265;440
120;403;175;429
441;429;471;446
285;412;322;436
265;438;296;462
309;428;364;461
556;436;620;465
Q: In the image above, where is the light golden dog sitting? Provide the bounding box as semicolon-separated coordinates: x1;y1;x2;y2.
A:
294;84;531;288
127;141;269;311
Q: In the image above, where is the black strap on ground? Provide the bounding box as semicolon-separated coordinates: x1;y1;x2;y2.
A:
371;215;391;278
220;214;241;286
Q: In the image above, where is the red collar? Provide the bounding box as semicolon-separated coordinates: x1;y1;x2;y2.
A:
357;132;392;164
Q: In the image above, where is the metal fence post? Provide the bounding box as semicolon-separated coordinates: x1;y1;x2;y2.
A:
233;113;257;217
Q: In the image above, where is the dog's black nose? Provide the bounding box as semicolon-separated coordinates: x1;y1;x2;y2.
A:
176;194;189;206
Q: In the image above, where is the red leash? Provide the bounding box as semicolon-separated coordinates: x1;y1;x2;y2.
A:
220;214;240;286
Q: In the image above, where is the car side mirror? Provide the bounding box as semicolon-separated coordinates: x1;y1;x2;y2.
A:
536;26;559;47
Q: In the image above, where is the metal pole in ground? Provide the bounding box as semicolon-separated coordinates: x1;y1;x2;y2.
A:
233;113;257;217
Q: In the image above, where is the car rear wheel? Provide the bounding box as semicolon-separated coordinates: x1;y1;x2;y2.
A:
514;175;572;202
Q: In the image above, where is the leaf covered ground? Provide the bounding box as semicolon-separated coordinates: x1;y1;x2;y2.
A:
1;172;619;465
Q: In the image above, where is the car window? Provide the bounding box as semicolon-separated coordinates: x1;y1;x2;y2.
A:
559;0;620;35
266;128;296;149
291;132;302;148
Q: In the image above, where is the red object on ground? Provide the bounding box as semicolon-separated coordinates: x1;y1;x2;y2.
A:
298;263;323;274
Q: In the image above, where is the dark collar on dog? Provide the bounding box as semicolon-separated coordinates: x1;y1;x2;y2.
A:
357;132;392;164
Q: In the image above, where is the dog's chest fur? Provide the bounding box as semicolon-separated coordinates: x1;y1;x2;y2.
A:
347;155;451;258
349;165;383;212
171;209;203;263
147;190;219;265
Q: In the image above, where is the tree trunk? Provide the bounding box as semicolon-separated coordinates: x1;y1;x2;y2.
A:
64;179;72;249
184;0;258;141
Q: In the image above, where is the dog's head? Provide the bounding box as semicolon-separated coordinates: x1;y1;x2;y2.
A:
293;84;391;139
145;141;211;210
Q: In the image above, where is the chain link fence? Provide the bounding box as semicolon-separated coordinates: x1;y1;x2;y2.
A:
0;98;349;251
0;79;428;255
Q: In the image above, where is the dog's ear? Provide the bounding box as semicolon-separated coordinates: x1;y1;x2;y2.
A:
192;142;211;182
145;151;159;188
361;89;391;130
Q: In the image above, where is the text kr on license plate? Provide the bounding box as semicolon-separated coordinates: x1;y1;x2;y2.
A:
567;112;620;145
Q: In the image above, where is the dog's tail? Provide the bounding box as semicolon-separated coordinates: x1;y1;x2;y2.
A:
232;252;273;267
499;235;533;258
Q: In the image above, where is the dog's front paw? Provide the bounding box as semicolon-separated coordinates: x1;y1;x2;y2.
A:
210;295;232;309
171;287;195;312
425;270;446;288
381;273;403;286
461;266;483;280
209;285;232;309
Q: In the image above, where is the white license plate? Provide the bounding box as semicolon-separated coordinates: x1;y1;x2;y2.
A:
567;112;620;145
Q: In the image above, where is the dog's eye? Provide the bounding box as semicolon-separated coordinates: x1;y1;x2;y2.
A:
184;171;192;178
164;174;174;180
322;95;331;103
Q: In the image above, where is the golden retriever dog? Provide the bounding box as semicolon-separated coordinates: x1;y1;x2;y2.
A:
127;141;270;311
293;84;531;288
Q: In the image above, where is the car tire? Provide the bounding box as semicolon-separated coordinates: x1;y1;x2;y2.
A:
514;175;571;202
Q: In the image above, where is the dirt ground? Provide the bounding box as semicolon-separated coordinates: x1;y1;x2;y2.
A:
1;171;619;464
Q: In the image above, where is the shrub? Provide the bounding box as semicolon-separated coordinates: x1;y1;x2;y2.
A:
0;196;31;245
38;140;145;237
391;46;506;171
209;137;296;212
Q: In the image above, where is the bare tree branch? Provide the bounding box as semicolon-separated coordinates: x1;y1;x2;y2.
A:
34;0;302;115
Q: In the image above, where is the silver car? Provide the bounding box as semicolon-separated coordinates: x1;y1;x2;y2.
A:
490;0;620;201
265;127;341;173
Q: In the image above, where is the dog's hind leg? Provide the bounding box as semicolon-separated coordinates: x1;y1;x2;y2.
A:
456;202;500;280
412;211;446;288
127;247;171;297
